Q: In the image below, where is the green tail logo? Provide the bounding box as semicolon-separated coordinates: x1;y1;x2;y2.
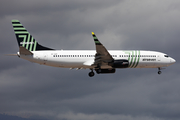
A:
12;20;53;51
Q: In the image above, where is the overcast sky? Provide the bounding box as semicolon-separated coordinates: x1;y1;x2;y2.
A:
0;0;180;120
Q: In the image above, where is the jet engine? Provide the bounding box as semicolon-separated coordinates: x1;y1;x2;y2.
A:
109;59;129;68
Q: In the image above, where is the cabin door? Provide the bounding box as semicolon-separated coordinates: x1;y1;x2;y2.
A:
157;54;161;62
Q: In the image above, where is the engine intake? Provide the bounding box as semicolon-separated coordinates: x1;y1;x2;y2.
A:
109;59;129;68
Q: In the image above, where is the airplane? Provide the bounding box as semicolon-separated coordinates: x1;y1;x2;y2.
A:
11;20;176;77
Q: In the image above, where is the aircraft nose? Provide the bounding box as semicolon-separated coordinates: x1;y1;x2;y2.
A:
170;58;176;64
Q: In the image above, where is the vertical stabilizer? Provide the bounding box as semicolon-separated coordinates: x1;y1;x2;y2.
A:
12;20;54;51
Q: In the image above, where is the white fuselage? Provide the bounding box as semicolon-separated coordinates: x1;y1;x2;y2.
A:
19;50;176;69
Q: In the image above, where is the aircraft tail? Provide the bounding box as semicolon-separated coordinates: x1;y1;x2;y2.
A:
12;20;54;51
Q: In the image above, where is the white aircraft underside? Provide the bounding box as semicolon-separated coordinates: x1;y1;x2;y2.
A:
11;20;176;77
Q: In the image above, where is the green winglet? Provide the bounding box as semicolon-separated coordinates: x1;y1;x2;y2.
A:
92;32;102;45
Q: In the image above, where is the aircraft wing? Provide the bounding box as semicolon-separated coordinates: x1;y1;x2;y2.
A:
92;32;114;68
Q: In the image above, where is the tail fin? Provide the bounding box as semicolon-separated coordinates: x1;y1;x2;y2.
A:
12;20;54;51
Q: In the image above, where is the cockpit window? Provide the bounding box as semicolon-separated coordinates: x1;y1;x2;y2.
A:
164;55;169;58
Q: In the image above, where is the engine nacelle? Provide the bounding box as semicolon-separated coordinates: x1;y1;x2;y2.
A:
95;69;116;74
109;59;129;68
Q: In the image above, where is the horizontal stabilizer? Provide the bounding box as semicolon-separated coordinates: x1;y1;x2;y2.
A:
19;46;33;55
5;54;18;56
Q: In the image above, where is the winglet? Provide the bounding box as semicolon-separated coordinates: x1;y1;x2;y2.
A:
91;32;102;45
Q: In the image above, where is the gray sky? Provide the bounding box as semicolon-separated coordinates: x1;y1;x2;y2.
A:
0;0;180;120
